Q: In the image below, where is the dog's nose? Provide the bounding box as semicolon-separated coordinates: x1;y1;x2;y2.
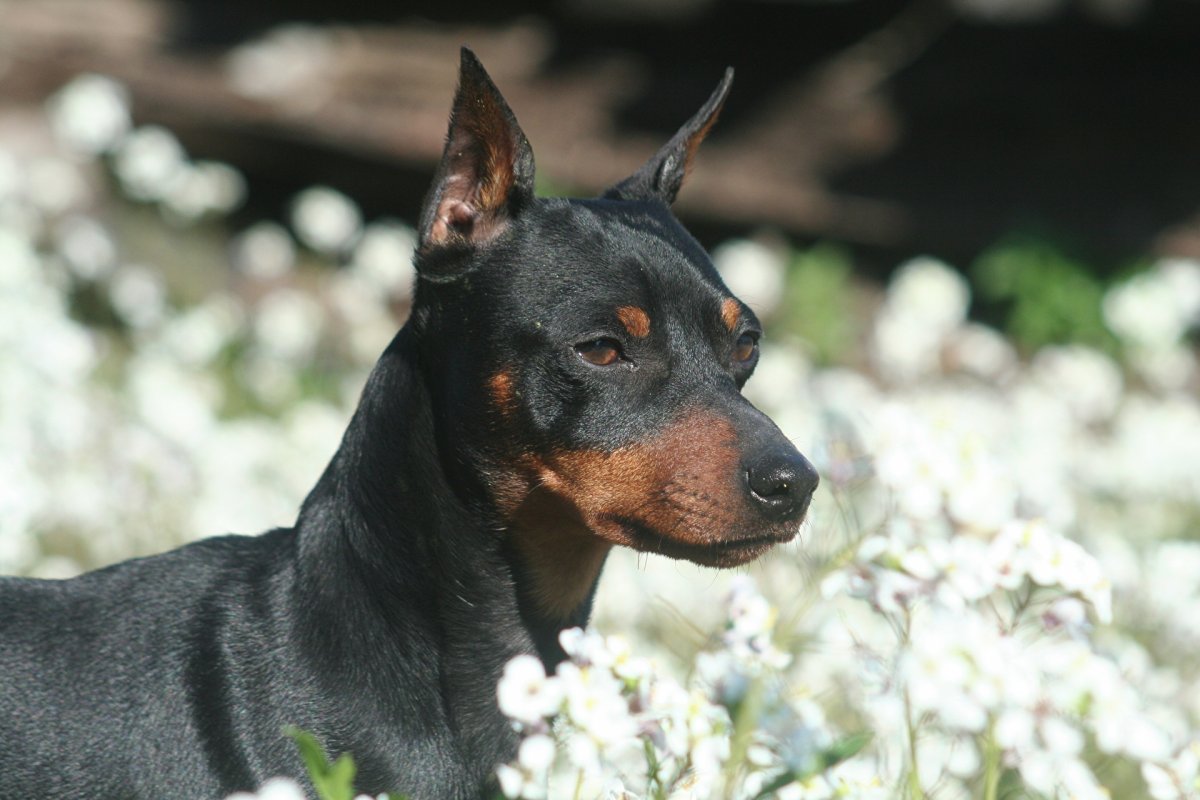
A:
745;448;819;520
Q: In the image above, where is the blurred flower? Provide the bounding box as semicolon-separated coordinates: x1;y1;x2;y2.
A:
226;25;335;106
163;161;247;222
871;257;970;381
56;215;117;282
1143;741;1200;800
350;220;417;300
253;288;324;363
713;238;786;318
232;222;297;280
290;186;362;255
160;297;244;367
109;265;168;330
1104;262;1198;350
114;126;189;202
27;157;88;215
47;74;131;155
944;322;1017;379
1030;345;1123;424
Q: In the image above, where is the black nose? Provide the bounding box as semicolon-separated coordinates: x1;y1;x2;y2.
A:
745;448;819;520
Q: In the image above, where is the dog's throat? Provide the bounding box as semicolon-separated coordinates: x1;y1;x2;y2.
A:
504;490;611;624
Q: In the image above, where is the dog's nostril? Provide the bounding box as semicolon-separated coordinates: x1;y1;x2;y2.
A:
745;451;819;517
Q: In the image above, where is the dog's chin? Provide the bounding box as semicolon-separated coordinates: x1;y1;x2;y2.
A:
616;519;801;569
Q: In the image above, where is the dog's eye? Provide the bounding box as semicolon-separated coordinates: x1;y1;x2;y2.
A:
733;332;759;363
576;338;623;367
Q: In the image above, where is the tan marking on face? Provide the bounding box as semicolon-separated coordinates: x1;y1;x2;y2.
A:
616;306;651;338
489;369;515;415
506;493;613;621
721;298;741;333
490;408;797;620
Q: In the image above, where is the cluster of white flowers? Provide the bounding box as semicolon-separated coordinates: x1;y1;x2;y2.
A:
1103;259;1200;390
495;579;873;800
0;76;414;576
495;627;730;799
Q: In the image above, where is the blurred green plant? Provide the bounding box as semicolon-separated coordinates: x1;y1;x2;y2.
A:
286;727;362;800
971;236;1120;354
779;243;859;365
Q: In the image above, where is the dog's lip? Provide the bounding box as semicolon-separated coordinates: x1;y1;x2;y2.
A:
608;515;800;558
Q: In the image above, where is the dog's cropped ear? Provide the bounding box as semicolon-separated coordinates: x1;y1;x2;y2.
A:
604;68;733;205
417;48;536;254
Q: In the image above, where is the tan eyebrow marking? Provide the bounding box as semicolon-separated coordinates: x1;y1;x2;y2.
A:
721;298;741;333
489;369;515;415
616;306;651;338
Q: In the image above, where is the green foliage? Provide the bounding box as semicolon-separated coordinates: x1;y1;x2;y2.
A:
748;731;873;799
285;726;363;800
779;243;859;365
971;237;1118;354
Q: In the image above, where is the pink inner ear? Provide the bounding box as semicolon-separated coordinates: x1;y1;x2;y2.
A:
428;199;480;245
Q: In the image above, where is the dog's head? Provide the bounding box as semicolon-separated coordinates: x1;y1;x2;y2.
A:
409;50;817;608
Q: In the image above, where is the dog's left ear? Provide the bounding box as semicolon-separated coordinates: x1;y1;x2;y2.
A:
604;68;733;205
417;47;536;253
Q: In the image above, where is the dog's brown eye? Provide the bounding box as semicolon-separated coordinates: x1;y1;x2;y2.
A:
734;332;759;363
576;338;622;367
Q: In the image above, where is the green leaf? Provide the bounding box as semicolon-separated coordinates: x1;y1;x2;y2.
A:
820;730;872;770
284;726;358;800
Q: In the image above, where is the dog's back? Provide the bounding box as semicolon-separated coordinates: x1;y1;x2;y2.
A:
0;532;298;797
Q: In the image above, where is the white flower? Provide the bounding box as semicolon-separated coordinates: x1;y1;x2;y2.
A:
558;661;636;744
497;654;563;726
225;777;307;800
1031;345;1123;424
57;215;117;282
496;762;545;799
163;161;246;221
253;289;324;363
109;265;168;329
944;322;1016;379
232;222;297;280
871;257;969;381
1142;741;1200;800
115;126;189;202
27;157;87;214
350;221;417;299
48;74;131;155
226;25;335;105
1104;267;1192;350
161;297;244;366
712;238;786;318
517;734;557;773
291;186;362;254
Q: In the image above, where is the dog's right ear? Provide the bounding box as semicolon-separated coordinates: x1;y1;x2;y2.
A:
417;48;536;257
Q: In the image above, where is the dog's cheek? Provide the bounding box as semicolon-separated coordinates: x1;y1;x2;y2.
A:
538;410;748;548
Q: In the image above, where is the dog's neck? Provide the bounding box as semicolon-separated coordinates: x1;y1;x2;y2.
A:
294;328;596;674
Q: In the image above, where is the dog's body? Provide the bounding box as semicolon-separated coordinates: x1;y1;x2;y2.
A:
0;51;817;799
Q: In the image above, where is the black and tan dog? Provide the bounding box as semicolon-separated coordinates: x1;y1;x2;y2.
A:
0;50;817;799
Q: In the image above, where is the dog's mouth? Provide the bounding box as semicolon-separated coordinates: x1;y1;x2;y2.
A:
607;515;800;568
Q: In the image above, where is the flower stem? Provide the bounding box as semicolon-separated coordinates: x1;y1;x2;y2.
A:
903;690;925;800
572;767;584;800
982;729;1001;800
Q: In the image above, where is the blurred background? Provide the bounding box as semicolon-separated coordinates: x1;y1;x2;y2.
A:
4;0;1200;268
